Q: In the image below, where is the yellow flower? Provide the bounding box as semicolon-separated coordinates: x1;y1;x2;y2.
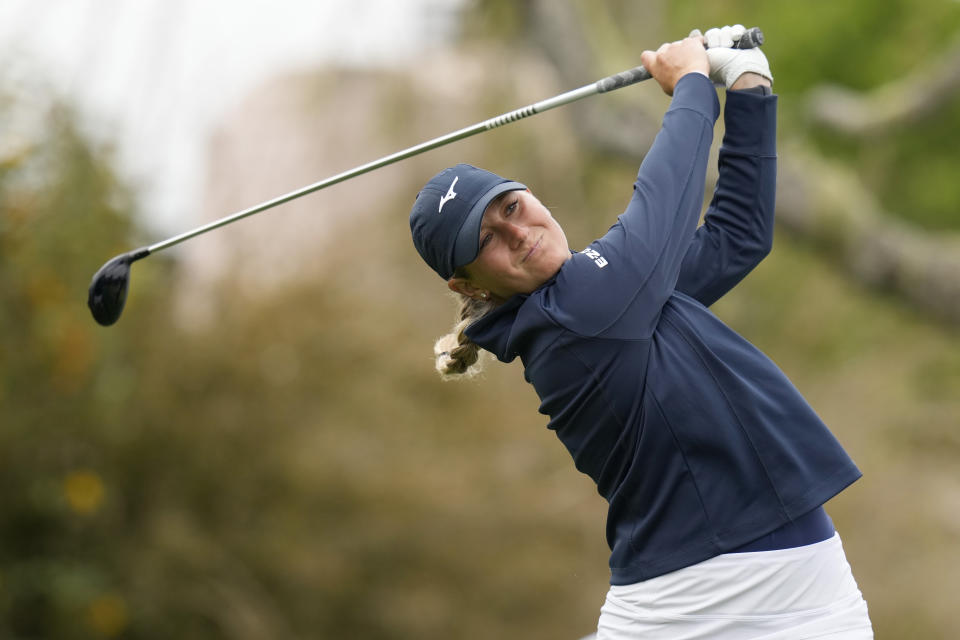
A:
86;593;128;637
64;470;105;515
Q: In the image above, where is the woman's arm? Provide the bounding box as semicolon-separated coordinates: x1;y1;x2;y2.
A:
545;38;719;338
547;72;719;337
675;84;778;307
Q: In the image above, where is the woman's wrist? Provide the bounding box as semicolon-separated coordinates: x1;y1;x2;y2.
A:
729;72;771;91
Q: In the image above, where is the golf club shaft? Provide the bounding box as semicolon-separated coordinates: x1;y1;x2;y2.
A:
147;27;763;255
147;74;634;254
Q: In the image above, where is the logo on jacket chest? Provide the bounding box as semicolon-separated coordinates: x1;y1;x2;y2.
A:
581;247;608;268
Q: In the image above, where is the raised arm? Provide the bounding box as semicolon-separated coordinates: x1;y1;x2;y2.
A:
675;29;777;306
675;84;777;306
546;40;720;338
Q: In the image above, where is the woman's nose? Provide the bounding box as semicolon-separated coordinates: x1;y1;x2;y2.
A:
504;222;527;248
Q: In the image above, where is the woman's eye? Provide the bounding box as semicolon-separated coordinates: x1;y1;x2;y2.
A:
505;200;518;215
480;234;492;249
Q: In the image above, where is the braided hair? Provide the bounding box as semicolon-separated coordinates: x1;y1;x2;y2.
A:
434;288;494;380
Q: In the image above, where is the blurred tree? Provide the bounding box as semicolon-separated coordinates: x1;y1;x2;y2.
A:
0;71;609;640
460;1;960;637
0;86;145;638
463;0;960;323
2;2;958;639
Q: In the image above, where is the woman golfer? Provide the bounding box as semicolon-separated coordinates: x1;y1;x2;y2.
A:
409;27;873;639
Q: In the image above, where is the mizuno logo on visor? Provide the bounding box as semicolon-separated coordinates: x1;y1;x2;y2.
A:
438;176;458;213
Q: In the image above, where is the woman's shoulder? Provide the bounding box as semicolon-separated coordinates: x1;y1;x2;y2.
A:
540;241;660;339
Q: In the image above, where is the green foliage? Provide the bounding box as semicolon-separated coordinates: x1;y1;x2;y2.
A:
0;92;147;638
458;0;531;44
0;84;608;639
811;97;960;229
469;0;960;229
669;0;960;91
667;0;960;230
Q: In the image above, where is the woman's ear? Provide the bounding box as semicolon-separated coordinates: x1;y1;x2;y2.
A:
448;277;486;300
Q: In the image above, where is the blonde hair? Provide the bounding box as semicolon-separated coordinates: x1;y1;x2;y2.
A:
434;291;495;380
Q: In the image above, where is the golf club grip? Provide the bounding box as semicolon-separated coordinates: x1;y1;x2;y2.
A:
596;67;653;93
734;26;764;49
596;26;764;94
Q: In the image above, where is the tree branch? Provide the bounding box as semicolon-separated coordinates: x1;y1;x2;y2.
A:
523;0;960;323
528;0;661;159
778;142;960;323
805;34;960;136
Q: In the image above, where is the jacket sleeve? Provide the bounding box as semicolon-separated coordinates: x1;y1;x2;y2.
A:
543;73;720;338
675;87;778;307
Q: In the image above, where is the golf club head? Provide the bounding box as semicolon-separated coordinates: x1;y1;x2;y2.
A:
87;247;150;326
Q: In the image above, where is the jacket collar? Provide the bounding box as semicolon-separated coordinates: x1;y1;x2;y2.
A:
463;250;574;361
464;293;527;362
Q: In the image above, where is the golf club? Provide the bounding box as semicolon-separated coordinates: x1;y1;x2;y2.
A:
87;27;763;326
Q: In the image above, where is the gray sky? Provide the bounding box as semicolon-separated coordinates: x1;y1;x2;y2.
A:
0;0;462;232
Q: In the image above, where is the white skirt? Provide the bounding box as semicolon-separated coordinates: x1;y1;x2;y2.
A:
594;533;873;640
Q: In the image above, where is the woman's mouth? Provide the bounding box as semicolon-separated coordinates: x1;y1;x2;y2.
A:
522;237;542;263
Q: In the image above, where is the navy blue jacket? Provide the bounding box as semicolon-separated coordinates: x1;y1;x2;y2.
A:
466;74;861;585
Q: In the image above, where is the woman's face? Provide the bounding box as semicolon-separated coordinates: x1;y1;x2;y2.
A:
448;189;570;302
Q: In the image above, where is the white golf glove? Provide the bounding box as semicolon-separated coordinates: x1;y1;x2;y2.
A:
690;24;773;88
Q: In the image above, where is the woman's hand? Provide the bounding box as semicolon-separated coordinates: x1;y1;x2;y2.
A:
640;36;710;96
696;25;773;89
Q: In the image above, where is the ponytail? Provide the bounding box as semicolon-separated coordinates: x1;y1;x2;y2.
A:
434;292;494;380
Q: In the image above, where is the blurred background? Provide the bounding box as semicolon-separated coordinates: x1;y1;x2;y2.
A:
2;0;959;638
